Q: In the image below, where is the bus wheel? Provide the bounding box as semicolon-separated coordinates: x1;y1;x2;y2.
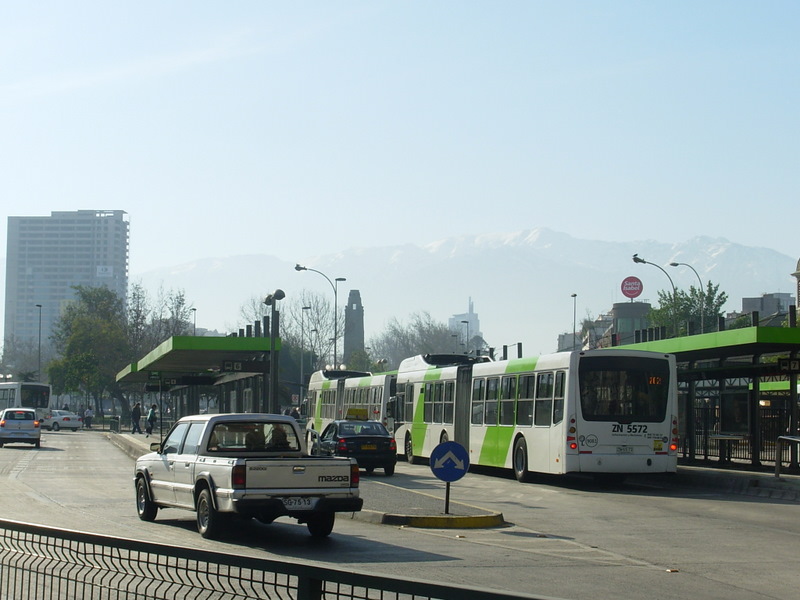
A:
440;431;449;444
405;434;420;465
513;438;530;483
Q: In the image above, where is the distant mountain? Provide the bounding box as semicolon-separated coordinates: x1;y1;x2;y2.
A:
132;229;798;355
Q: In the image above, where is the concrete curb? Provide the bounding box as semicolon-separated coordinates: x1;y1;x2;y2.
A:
349;509;505;529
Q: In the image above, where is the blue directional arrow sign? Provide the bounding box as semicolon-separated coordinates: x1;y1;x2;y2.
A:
429;441;470;483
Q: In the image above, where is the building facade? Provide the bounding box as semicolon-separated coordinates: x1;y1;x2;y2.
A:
4;210;129;350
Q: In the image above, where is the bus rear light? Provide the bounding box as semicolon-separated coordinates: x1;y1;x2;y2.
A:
669;443;678;452
569;426;576;434
569;442;578;450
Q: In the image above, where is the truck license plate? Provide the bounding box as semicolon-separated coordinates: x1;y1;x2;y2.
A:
281;497;318;510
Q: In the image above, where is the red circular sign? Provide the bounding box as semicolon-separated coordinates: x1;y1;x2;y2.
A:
621;276;643;299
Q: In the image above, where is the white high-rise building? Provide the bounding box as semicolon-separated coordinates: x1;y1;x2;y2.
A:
4;210;129;349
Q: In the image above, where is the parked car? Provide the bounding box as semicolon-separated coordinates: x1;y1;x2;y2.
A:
311;419;397;476
42;410;83;431
0;408;42;448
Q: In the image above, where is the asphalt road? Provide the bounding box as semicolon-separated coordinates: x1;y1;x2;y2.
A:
2;429;799;600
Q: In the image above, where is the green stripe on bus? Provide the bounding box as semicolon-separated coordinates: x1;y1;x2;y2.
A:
478;427;515;467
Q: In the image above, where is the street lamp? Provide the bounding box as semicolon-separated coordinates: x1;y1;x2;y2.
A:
35;304;42;379
571;294;577;351
300;305;311;401
295;264;346;368
264;289;286;414
670;262;705;334
632;254;678;336
190;307;197;336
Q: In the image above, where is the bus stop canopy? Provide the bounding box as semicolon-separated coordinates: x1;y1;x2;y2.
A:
115;336;277;385
619;326;800;380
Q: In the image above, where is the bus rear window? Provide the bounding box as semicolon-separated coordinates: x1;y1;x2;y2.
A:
578;356;670;422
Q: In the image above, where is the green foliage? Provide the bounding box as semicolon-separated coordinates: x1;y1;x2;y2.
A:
48;286;131;402
648;281;728;336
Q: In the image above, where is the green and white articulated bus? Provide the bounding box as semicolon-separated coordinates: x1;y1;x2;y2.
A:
394;349;679;481
305;369;398;438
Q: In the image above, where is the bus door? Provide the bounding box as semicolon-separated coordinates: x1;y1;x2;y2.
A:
334;379;346;419
453;365;472;447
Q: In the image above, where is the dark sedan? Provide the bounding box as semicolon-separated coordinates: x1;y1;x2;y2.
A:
312;420;397;476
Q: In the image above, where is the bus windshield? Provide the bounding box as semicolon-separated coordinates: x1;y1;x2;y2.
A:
578;355;670;423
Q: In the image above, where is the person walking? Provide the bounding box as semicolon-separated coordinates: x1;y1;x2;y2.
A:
83;406;94;429
131;402;143;434
145;404;157;438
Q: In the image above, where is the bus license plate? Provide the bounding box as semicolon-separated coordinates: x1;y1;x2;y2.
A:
616;446;633;454
281;497;318;510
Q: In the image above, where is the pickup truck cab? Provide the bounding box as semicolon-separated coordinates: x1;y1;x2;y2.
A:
134;413;363;538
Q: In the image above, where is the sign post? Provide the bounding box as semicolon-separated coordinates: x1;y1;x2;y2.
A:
429;441;470;514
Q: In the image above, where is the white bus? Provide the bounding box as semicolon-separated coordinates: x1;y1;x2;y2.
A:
395;349;678;481
305;369;397;436
0;381;52;421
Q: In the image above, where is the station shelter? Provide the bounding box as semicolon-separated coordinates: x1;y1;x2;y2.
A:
115;335;280;428
616;324;800;471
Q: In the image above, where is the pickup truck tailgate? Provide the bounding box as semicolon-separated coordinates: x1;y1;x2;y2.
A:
245;458;356;490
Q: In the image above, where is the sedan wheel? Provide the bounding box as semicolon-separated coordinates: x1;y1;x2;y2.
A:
52;423;60;432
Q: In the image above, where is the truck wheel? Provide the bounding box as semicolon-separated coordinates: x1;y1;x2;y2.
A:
307;512;335;537
196;488;224;539
136;478;158;521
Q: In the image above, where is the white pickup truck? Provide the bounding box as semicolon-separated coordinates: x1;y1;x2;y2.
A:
134;413;363;538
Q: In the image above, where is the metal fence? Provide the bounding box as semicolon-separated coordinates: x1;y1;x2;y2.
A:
689;406;799;468
0;519;550;600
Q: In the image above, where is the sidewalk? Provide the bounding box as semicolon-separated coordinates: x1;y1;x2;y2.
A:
108;432;800;530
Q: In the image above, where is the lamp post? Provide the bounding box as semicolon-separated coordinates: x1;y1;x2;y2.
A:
190;307;197;336
35;304;42;379
264;289;286;414
295;264;346;368
571;293;577;351
670;262;704;334
300;305;311;401
632;254;678;336
461;320;470;355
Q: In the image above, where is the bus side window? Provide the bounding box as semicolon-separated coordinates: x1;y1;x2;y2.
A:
535;372;554;426
484;377;499;425
471;379;485;425
553;371;565;424
517;375;534;426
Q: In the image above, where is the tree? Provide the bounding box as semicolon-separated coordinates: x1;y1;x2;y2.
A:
367;312;456;369
648;281;728;337
49;286;132;413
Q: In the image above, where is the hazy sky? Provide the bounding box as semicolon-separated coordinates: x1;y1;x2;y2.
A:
2;2;798;276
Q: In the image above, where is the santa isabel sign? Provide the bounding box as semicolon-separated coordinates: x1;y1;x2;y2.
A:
621;276;643;299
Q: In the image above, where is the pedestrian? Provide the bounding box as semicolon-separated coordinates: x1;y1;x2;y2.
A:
145;404;157;437
131;402;143;434
62;403;69;411
84;406;94;429
290;406;300;420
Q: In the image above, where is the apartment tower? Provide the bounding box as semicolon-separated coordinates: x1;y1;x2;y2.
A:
4;210;129;350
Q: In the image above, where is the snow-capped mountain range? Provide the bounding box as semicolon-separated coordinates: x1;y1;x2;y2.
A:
130;228;799;356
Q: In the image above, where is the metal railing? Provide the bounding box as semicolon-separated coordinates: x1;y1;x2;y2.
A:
0;519;551;600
